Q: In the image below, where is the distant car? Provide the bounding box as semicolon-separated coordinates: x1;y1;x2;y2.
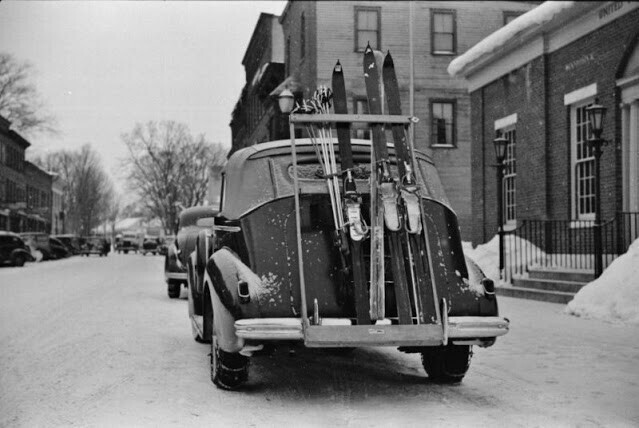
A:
164;206;218;299
48;237;72;259
0;231;35;267
140;236;160;256
80;236;110;257
21;232;70;260
158;235;175;256
52;234;82;255
115;232;141;254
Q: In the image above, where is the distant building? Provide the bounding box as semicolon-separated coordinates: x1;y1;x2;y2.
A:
24;161;53;233
51;174;64;234
0;115;30;232
450;2;639;278
231;1;538;238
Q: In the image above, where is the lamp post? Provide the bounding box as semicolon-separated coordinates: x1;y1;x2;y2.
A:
278;89;295;139
586;99;607;278
493;136;509;280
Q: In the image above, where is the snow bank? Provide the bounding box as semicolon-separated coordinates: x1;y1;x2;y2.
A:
448;1;575;77
463;235;544;286
565;238;639;325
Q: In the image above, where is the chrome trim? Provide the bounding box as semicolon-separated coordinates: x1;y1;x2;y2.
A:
234;316;509;342
165;271;187;281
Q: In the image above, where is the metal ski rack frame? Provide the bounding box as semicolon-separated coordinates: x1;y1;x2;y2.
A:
287;112;449;347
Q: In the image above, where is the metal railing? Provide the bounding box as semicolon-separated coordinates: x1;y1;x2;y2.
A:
503;212;639;282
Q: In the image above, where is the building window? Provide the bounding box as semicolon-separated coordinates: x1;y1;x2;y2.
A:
300;13;306;60
431;9;456;55
353;97;370;140
430;100;456;147
501;128;517;225
354;7;381;52
571;100;595;220
503;11;522;26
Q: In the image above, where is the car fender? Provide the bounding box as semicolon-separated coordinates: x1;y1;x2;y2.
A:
11;248;34;262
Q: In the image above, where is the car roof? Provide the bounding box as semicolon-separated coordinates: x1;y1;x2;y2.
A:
0;231;21;238
220;138;450;219
179;206;219;227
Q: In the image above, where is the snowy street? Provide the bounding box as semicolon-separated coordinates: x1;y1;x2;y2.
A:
1;254;638;427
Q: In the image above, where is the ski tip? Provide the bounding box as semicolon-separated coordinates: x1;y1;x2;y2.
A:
384;51;394;66
364;42;372;53
333;60;342;73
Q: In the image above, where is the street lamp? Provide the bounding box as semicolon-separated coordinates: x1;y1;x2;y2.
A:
586;99;607;278
493;135;509;280
278;89;295;114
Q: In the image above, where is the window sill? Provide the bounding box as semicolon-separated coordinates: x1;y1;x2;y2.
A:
502;222;517;232
430;144;456;149
569;220;596;229
431;51;457;56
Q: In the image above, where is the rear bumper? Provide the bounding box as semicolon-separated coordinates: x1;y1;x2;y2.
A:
235;316;509;347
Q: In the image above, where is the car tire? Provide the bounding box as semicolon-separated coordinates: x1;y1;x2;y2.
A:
210;336;249;391
13;254;26;267
167;281;181;299
421;344;472;384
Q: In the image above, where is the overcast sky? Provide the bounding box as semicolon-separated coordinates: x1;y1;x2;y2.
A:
0;0;287;193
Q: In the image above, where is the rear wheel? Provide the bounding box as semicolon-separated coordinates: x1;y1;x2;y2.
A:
187;259;207;343
167;281;181;299
210;336;249;390
421;344;472;383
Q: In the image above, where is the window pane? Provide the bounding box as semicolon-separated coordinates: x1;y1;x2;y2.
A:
359;11;377;30
358;30;378;50
434;34;453;52
434;13;453;32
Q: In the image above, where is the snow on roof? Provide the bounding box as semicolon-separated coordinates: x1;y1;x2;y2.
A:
448;1;576;77
566;238;639;325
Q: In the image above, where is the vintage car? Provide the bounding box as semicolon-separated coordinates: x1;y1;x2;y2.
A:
158;235;174;256
164;206;217;298
52;234;83;255
0;231;35;267
21;232;71;260
140;236;161;256
187;138;509;390
80;236;110;256
115;232;141;254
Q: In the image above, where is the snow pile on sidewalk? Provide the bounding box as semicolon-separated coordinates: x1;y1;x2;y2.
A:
566;238;639;325
463;235;544;286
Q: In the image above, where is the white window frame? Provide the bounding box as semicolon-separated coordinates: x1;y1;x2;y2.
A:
570;98;596;221
495;115;517;229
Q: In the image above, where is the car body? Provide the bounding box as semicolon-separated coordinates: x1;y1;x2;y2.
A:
164;206;218;298
115;232;141;254
140;236;160;256
80;236;110;256
0;231;35;267
48;237;72;259
188;139;509;389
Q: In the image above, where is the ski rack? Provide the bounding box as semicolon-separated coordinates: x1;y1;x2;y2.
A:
286;112;508;347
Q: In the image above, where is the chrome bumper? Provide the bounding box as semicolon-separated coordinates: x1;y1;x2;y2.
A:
235;316;509;347
165;271;187;281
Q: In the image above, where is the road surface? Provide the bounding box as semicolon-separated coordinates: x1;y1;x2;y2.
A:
1;254;638;427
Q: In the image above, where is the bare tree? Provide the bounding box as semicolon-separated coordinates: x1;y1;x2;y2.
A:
0;52;57;135
32;145;115;235
121;121;227;233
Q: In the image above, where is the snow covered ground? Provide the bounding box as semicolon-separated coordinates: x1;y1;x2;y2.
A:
465;237;639;325
1;252;639;426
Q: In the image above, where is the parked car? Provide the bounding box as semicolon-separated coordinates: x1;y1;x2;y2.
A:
80;236;110;257
164;206;217;299
52;234;83;255
115;232;141;254
140;236;160;256
188;139;509;390
21;232;70;260
158;235;174;256
0;231;35;267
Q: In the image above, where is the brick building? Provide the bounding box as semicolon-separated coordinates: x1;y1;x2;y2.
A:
24;161;52;232
232;1;537;238
450;2;639;273
0;115;29;232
